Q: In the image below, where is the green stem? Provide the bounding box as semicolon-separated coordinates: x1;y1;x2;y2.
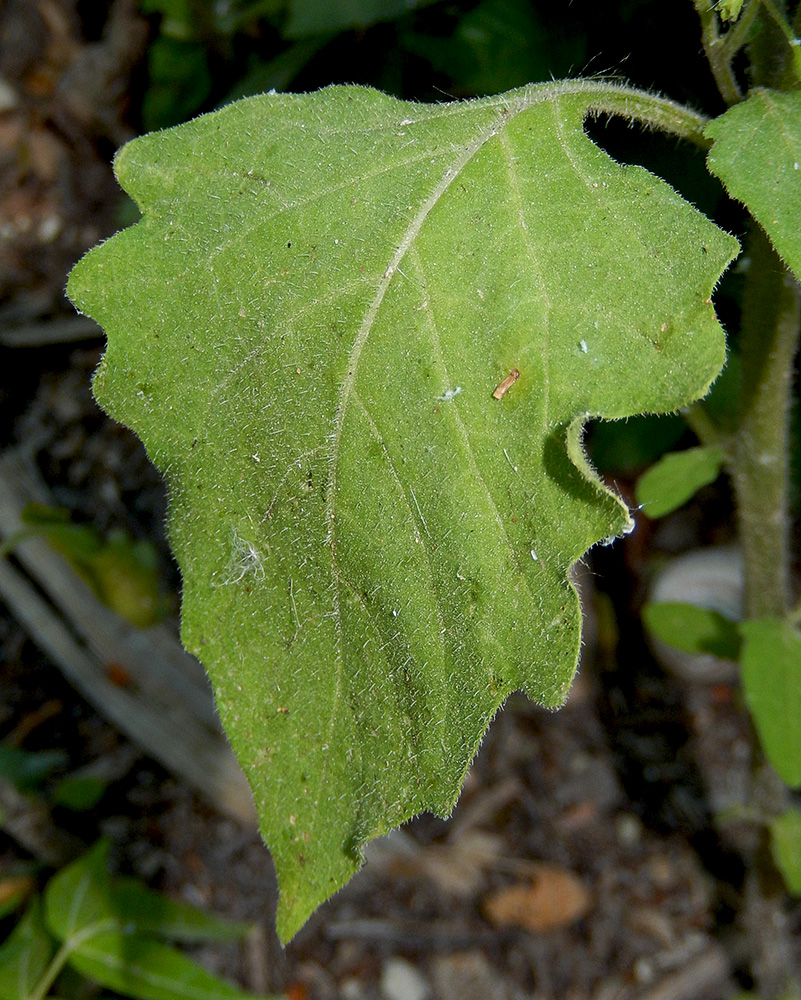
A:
729;226;801;619
513;80;713;147
682;400;733;456
759;0;801;82
721;0;761;58
575;83;712;147
30;940;75;1000
692;0;744;104
760;0;797;43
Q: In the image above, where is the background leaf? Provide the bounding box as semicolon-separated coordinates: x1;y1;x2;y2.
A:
740;618;801;788
643;601;741;660
0;746;68;791
44;840;115;943
67;82;737;938
285;0;439;38
110;878;252;942
635;444;725;518
43;843;262;999
706;89;801;280
770;808;801;895
66;933;269;1000
0;898;55;1000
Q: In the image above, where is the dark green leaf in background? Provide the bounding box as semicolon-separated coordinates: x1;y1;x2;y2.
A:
43;842;264;1000
286;0;439;38
110;878;251;942
0;746;68;791
67;934;269;1000
0;898;54;1000
770;808;801;895
402;0;586;96
740;618;801;788
635;444;725;518
643;601;741;660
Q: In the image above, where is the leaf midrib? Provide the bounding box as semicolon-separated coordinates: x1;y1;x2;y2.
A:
313;83;560;849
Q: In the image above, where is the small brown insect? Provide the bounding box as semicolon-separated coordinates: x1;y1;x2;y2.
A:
493;368;520;400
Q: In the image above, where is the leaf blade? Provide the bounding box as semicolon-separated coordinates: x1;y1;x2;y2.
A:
0;898;55;1000
706;89;801;281
740;618;801;788
67;932;271;1000
68;82;738;939
636;444;725;518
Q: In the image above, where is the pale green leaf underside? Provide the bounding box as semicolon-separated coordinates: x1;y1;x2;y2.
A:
67;81;736;939
706;88;801;281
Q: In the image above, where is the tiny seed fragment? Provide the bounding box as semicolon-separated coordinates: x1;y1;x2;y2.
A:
493;368;520;400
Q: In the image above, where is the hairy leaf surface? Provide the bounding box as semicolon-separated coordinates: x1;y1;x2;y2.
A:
68;82;737;938
706;88;801;280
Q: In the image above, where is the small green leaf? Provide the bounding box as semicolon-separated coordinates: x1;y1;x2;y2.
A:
68;82;737;939
286;0;437;37
643;602;741;660
635;445;725;518
0;897;56;1000
44;840;115;942
18;505;166;627
716;0;745;21
42;843;264;999
706;89;801;281
110;878;251;942
0;746;68;790
402;0;586;96
67;932;272;1000
740;618;801;788
770;808;801;895
51;775;108;811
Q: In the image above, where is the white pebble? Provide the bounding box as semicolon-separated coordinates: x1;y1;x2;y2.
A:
380;958;431;1000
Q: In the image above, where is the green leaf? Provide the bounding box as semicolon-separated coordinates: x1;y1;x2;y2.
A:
67;933;271;1000
643;601;741;660
67;81;737;939
0;746;68;790
110;878;251;942
0;898;55;1000
51;775;108;811
770;808;801;895
286;0;437;37
716;0;745;21
706;89;801;281
635;444;725;518
43;843;264;1000
44;840;115;942
44;841;248;944
402;0;586;95
740;618;801;788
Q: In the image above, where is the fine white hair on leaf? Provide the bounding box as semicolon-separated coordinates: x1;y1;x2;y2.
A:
221;529;266;585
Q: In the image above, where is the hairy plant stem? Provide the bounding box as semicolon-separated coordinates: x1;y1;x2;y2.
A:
732;225;801;620
692;0;744;104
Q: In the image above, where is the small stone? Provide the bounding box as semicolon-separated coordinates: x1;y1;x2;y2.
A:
380;957;430;1000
